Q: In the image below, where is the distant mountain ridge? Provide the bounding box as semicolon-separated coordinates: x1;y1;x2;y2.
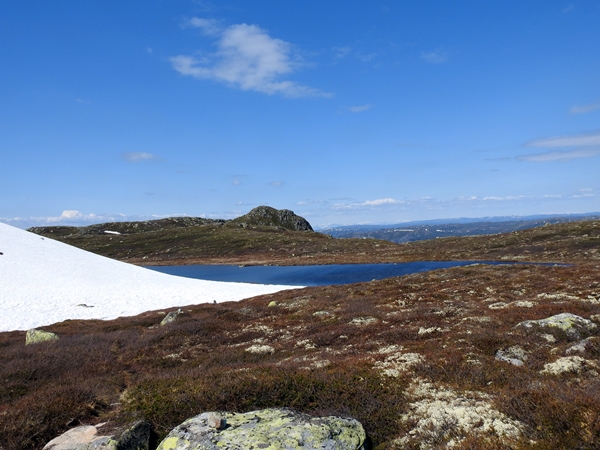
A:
320;212;600;243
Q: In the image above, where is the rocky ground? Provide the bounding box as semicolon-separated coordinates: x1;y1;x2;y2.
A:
3;214;600;449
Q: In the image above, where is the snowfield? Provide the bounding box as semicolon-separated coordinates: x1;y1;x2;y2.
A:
0;223;301;332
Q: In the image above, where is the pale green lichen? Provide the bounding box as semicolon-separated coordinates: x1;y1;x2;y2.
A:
159;436;183;450
25;328;59;345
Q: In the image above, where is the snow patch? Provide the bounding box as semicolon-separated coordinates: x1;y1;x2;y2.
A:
0;223;300;332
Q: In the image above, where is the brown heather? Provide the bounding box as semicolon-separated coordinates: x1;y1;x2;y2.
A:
1;220;600;449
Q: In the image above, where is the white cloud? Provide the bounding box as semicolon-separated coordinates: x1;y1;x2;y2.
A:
363;198;403;206
421;49;448;64
171;20;331;98
269;181;284;187
570;102;600;114
186;17;221;35
527;131;600;148
121;152;157;162
55;210;84;220
332;198;406;210
349;104;373;113
518;131;600;162
572;188;595;198
516;148;600;162
232;179;241;186
460;195;526;202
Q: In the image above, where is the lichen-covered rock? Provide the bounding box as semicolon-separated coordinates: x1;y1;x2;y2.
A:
43;421;152;450
26;328;59;345
156;408;368;450
495;346;528;367
516;313;598;340
160;308;186;326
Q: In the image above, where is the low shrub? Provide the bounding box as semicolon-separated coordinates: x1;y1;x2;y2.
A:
122;363;407;444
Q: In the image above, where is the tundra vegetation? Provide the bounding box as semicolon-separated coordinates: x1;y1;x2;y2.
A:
2;213;600;449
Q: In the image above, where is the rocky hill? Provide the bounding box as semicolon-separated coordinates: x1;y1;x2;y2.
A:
231;205;313;231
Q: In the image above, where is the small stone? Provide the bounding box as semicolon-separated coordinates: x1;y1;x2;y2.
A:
267;301;277;307
495;346;528;367
206;413;225;430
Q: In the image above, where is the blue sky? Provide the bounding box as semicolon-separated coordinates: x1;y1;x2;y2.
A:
2;1;599;229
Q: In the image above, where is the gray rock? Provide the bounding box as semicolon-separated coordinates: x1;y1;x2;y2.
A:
516;313;598;340
495;346;528;367
43;421;151;450
156;408;368;450
26;328;59;345
160;308;185;326
566;337;596;354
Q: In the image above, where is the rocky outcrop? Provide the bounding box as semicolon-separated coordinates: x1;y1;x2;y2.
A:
26;329;59;345
516;313;598;340
156;408;368;450
43;421;152;450
232;206;314;231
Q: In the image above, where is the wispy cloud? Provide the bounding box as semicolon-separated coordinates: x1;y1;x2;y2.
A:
269;181;284;187
121;152;157;162
363;198;403;206
421;49;449;64
458;195;527;202
517;131;600;162
185;17;221;35
573;188;595;198
357;53;376;62
570;102;600;115
527;131;600;148
349;104;373;113
485;156;512;162
332;46;351;60
516;148;600;162
333;198;406;209
171;19;331;98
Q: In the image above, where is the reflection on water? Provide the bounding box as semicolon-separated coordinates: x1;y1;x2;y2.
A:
145;261;508;286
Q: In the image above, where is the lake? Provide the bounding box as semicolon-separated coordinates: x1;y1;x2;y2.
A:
145;261;506;287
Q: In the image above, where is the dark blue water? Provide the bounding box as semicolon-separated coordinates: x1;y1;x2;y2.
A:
145;261;505;286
